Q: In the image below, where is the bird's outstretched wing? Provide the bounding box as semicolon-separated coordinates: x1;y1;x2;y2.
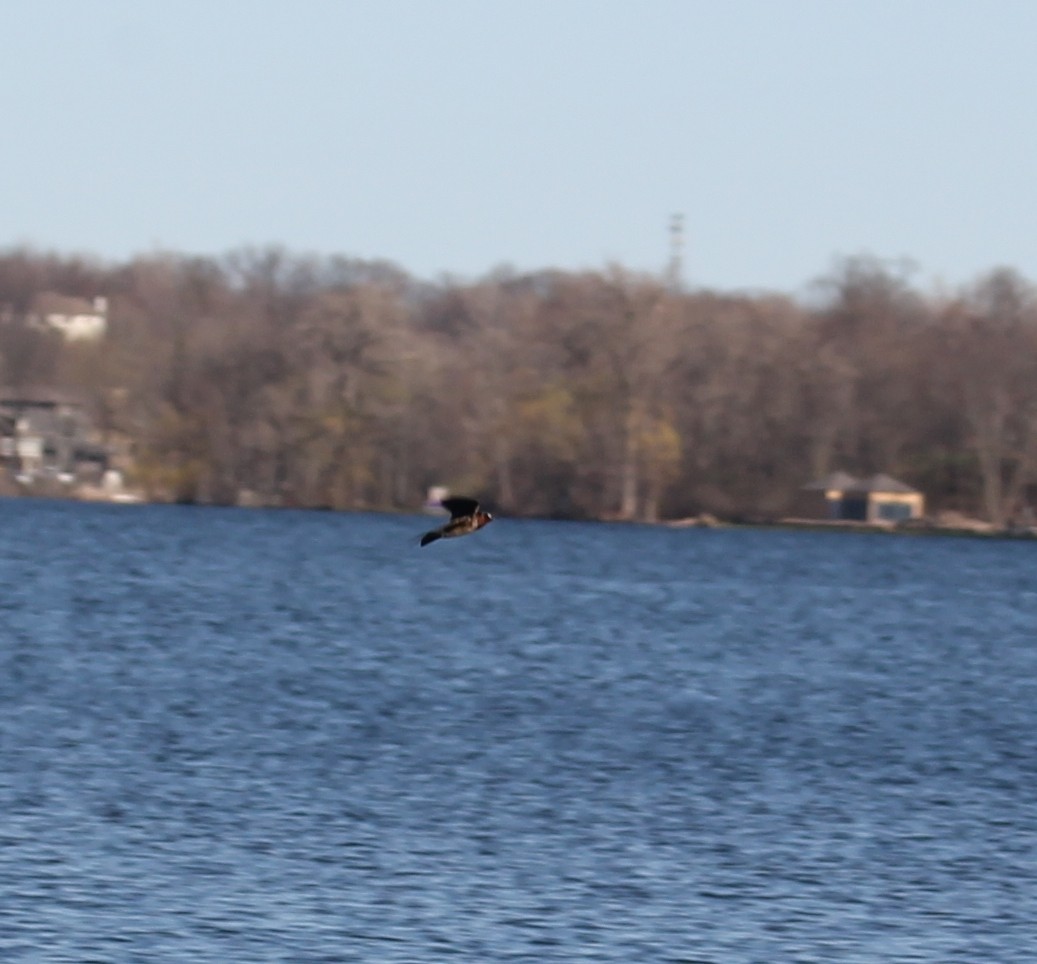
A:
441;496;480;518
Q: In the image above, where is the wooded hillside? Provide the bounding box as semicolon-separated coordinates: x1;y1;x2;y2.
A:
2;247;1035;525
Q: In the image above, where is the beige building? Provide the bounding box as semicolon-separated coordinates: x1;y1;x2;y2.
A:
798;472;925;523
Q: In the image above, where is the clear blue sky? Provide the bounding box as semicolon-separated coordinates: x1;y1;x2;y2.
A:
3;0;1036;293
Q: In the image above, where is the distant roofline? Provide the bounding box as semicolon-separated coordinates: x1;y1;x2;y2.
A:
0;385;88;407
803;471;921;495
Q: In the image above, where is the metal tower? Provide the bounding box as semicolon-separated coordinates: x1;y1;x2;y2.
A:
667;213;684;290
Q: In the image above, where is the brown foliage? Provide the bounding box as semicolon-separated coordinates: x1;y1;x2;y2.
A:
2;245;1035;522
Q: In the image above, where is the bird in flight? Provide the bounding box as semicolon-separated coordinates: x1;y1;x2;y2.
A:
419;496;493;547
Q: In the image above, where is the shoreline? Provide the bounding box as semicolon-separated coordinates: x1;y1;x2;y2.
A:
3;487;1036;541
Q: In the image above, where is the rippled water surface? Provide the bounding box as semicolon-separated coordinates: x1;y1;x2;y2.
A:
1;500;1035;962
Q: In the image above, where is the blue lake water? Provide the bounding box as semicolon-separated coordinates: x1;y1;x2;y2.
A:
0;499;1034;962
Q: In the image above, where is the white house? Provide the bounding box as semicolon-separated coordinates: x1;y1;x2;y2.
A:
28;293;108;340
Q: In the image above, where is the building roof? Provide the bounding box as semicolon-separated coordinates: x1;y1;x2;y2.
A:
30;292;104;317
856;473;920;495
802;471;920;495
0;386;88;408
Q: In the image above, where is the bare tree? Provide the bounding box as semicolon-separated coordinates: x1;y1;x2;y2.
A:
951;269;1037;526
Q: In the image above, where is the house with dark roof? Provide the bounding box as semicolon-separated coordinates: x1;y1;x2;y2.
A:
0;387;108;484
27;293;108;340
798;472;925;523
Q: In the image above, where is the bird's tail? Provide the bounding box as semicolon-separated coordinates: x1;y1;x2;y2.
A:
419;531;441;547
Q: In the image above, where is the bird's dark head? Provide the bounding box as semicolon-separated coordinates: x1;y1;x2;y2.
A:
477;511;493;528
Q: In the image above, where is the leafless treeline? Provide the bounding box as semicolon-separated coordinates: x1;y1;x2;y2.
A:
2;246;1036;524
